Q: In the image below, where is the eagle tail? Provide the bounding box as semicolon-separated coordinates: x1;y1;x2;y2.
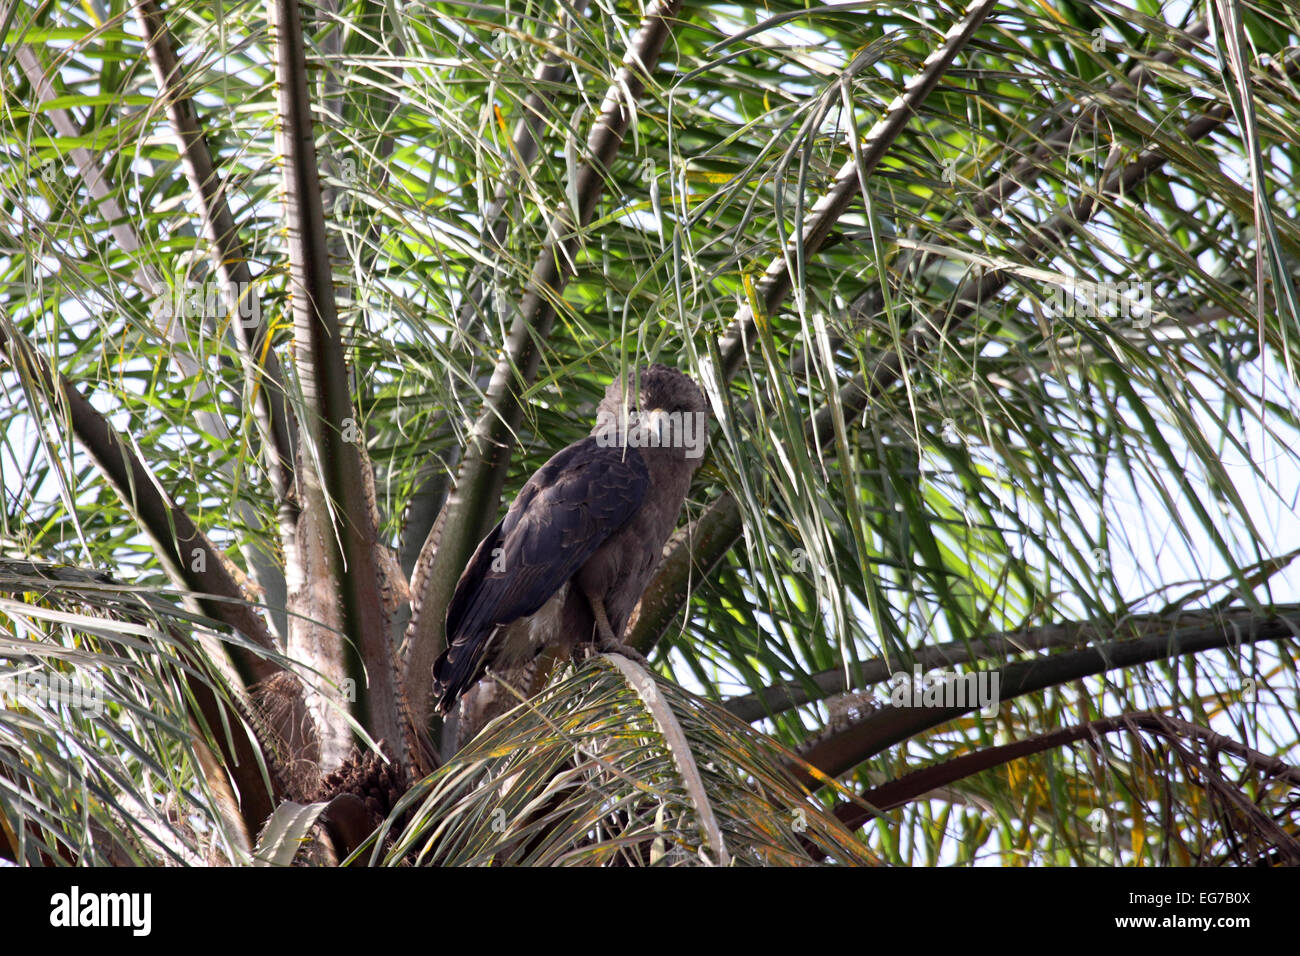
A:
432;632;492;716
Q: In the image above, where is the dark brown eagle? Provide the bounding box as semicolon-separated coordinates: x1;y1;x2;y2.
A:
432;364;709;715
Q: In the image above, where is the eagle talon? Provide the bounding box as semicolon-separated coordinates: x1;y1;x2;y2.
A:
597;638;651;669
589;594;652;666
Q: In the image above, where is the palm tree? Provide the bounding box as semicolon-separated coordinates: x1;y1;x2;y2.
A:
1;0;1298;866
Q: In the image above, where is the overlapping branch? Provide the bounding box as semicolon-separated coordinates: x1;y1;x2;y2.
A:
723;603;1300;722
791;604;1300;788
0;320;315;804
0;561;286;838
835;710;1300;833
270;0;409;764
134;0;297;515
15;42;290;633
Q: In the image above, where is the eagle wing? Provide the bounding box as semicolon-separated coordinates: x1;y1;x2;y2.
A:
433;437;649;713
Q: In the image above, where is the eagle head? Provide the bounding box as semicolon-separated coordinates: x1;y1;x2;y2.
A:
594;364;709;463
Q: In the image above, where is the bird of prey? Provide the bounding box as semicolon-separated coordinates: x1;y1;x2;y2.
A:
432;364;709;715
